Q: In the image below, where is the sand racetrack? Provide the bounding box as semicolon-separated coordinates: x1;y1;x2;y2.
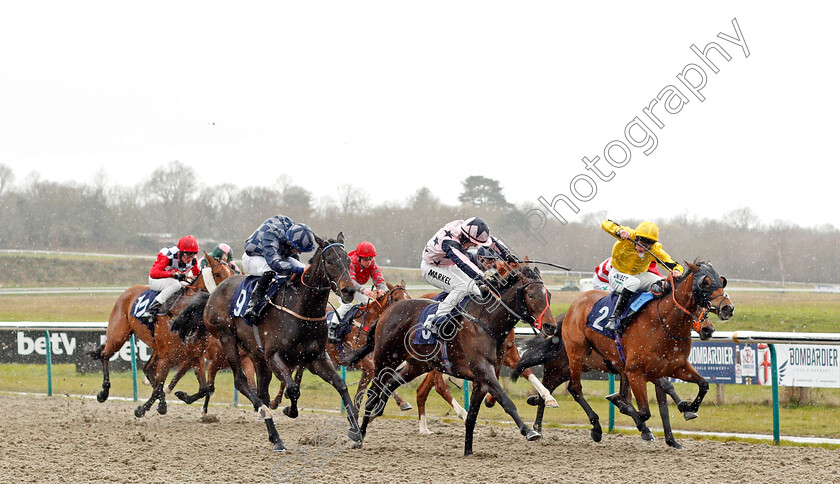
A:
0;393;837;483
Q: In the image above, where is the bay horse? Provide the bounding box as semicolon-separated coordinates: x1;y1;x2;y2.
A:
512;311;715;441
326;281;414;411
563;261;733;448
200;233;363;452
88;252;233;417
344;261;555;456
414;291;557;434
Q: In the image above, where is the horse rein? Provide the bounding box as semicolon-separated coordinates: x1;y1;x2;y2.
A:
484;279;549;334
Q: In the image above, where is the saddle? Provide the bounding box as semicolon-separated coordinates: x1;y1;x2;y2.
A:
229;275;288;325
131;287;187;330
586;290;655;338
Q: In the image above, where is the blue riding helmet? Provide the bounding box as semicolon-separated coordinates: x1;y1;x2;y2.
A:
285;223;316;252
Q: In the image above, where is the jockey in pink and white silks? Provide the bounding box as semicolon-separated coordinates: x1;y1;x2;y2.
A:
421;217;515;335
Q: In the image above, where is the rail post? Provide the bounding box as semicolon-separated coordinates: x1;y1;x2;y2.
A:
608;373;615;432
770;344;780;445
45;330;53;396
464;380;470;410
130;334;138;402
340;366;347;413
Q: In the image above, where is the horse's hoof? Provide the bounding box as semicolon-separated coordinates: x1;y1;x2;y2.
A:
349;440;363;449
544;398;559;408
641;431;655;442
683;411;698;421
526;395;542;407
96;391;108;403
591;428;602;443
142;376;151;386
134;406;146;418
484;399;496;408
174;391;189;403
525;429;542;441
464;450;474;457
348;429;363;443
667;440;684;450
157;404;167;415
419;428;432;435
272;441;287;452
605;392;621;405
282;406;298;419
399;402;413;411
534;424;542;434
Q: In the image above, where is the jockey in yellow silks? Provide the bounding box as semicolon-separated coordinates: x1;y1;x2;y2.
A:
601;219;684;330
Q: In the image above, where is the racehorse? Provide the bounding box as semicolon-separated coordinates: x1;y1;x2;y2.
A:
512;311;715;441
562;260;733;448
199;233;363;452
88;252;233;417
344;260;555;456
414;290;557;434
326;281;414;411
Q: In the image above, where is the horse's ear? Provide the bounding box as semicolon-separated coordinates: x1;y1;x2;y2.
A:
204;250;213;262
336;232;345;244
314;234;325;247
386;282;394;290
534;266;541;276
524;255;530;261
685;260;700;273
720;276;727;288
400;279;406;287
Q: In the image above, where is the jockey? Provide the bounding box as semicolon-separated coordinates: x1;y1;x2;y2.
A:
142;235;201;328
601;219;683;330
200;243;241;274
592;257;661;292
241;215;316;320
334;241;388;323
421;217;516;335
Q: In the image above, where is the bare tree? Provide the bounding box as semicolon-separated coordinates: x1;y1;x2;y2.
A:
0;163;14;197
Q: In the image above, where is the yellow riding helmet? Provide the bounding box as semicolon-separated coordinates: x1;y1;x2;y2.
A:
635;221;659;242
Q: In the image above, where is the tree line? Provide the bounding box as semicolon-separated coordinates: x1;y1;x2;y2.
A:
1;162;837;283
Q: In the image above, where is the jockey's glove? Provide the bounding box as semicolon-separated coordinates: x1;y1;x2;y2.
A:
172;272;187;281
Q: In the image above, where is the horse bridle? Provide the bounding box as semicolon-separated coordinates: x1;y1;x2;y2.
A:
485;278;550;334
301;242;349;295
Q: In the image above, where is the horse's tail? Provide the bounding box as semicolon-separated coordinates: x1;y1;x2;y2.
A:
511;313;566;382
339;321;376;367
170;292;211;341
87;343;105;360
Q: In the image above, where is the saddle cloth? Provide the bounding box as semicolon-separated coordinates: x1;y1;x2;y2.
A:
586;290;655;338
230;275;289;325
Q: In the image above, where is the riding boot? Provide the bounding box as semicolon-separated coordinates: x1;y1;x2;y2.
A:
606;288;633;331
243;271;276;321
142;300;163;337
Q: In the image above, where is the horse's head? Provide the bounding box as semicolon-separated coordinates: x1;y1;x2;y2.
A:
312;232;355;304
686;261;734;321
364;280;410;324
492;259;556;335
195;251;234;292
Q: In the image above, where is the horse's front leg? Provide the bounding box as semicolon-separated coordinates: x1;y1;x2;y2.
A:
307;356;363;448
654;377;697;420
606;373;654;440
464;385;487;457
671;363;709;414
566;348;602;442
655;382;682;449
477;364;540;443
625;370;652;424
166;360;192;395
267;352;299;419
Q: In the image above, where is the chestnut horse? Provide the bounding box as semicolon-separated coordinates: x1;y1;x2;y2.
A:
88;252;233;417
414;291;557;434
326;281;413;411
512;311;715;441
199;233;363;452
344;261;555;456
563;261;733;448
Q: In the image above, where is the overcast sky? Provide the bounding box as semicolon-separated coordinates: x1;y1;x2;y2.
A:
1;2;838;229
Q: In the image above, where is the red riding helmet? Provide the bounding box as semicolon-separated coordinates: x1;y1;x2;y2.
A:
177;235;199;254
356;241;377;258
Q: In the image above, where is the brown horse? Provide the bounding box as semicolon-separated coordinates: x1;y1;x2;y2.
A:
326;281;413;411
414;290;557;434
563;261;733;448
198;233;363;452
512;311;715;440
344;261;555;456
88;252;233;417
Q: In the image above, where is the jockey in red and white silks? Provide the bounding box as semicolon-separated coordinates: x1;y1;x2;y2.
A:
142;235;201;326
421;217;513;328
